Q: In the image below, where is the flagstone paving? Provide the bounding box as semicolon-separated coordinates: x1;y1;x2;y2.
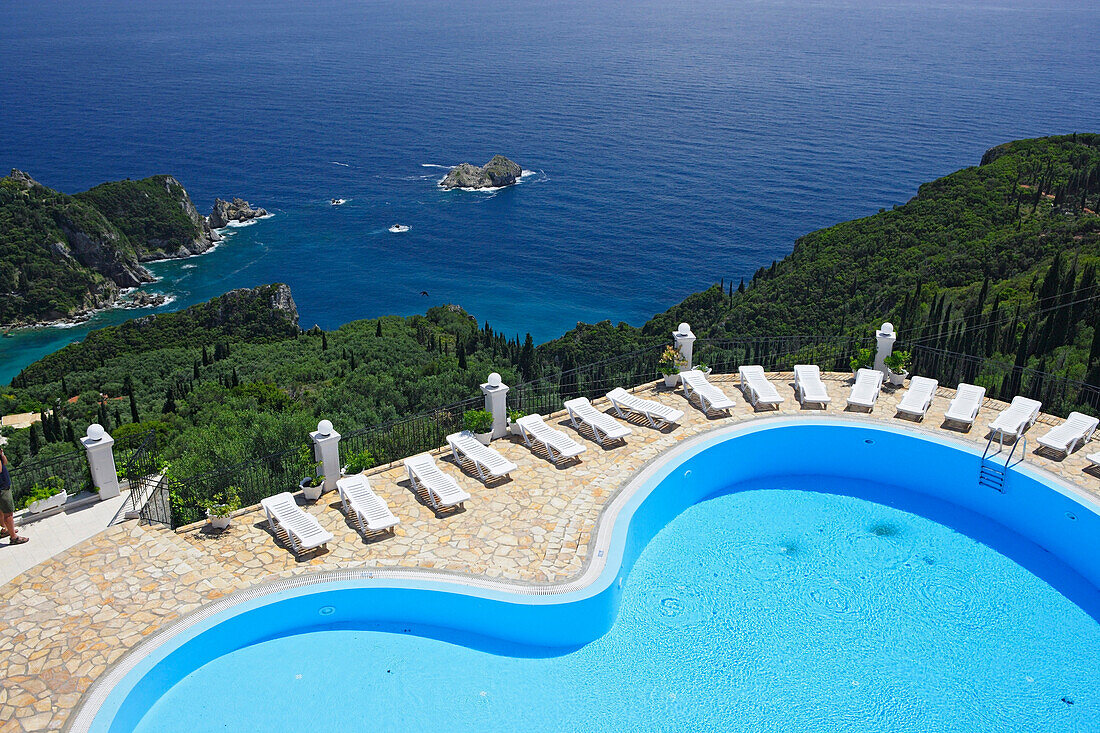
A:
1;373;1097;731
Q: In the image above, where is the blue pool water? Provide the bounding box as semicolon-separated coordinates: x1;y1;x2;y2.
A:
86;422;1100;731
134;484;1100;731
2;0;1099;383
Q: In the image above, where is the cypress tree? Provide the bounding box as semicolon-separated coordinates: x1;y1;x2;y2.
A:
376;320;383;337
519;334;535;380
231;368;239;388
61;375;69;397
162;388;177;414
737;278;745;294
51;409;62;440
350;352;357;370
129;391;140;423
29;423;41;455
97;401;109;429
202;345;210;366
194;360;200;379
322;332;328;351
457;342;467;370
40;411;52;441
65;423;76;445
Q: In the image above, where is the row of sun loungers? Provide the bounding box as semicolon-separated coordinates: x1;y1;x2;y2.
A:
260;368;1097;558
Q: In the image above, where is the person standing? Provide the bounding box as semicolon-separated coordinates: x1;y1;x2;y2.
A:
0;447;28;545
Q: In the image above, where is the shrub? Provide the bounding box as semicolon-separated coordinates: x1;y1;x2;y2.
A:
463;409;493;433
883;350;912;374
657;345;686;376
200;485;241;517
15;475;64;510
507;408;525;422
849;348;875;372
343;447;375;475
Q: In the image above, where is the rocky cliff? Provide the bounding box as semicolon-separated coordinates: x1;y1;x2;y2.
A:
0;171;267;327
440;155;523;190
208;198;269;228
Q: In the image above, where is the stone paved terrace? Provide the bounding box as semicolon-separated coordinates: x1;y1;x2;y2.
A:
2;372;1098;732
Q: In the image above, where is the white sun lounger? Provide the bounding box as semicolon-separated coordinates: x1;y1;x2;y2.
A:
895;376;939;420
1036;412;1098;456
447;430;518;482
793;364;831;407
336;474;398;535
404;453;470;511
260;492;334;557
944;383;986;428
988;396;1042;440
738;365;785;409
515;414;586;462
606;387;684;428
563;397;632;445
847;368;884;410
1087;452;1100;471
680;369;736;415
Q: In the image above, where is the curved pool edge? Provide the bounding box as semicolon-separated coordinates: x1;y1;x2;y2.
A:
68;416;1100;733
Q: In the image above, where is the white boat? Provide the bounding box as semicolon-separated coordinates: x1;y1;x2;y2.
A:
389;224;410;233
330;198;346;206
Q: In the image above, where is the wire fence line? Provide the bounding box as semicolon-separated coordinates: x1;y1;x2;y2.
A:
7;448;92;510
909;345;1099;418
136;332;1096;529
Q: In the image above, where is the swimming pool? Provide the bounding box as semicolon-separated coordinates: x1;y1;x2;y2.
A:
78;419;1100;732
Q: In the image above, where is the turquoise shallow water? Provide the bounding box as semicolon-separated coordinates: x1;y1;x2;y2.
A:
133;481;1100;732
2;0;1099;384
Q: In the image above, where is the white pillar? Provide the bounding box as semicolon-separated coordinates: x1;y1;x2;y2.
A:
81;423;120;500
673;322;696;370
875;322;896;376
310;420;342;492
480;372;510;441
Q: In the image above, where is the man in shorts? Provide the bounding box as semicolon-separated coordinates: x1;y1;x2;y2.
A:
1;447;28;545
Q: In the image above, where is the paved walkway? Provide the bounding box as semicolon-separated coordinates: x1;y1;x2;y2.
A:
0;491;130;586
1;373;1097;732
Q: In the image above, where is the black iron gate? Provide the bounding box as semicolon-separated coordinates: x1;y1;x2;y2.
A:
114;430;166;525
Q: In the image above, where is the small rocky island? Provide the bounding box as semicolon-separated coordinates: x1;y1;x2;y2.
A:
208;197;269;228
440;155;522;190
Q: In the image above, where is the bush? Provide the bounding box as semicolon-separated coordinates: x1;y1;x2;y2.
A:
15;475;64;511
849;348;875;372
200;485;241;517
657;345;686;376
883;350;912;374
507;408;525;422
463;409;493;433
343;447;375;475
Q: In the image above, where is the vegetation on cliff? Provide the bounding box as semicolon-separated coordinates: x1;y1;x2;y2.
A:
0;171;222;326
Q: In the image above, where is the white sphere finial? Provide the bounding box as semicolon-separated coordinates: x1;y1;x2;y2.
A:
881;322;895;336
317;419;333;436
87;423;105;441
678;322;691;335
487;372;502;388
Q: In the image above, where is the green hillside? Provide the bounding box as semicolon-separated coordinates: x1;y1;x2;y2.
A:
0;171;215;327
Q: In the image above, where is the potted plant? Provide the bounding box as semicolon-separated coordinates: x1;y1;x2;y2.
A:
695;361;712;376
298;445;326;501
201;486;241;530
22;476;67;514
464;409;494;445
658;345;687;387
883;350;912;386
341;447;375;476
849;347;874;375
507;408;526;436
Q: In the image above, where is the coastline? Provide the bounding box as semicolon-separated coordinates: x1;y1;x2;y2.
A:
1;216;271;333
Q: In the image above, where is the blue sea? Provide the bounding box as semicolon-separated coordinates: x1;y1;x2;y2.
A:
1;0;1097;384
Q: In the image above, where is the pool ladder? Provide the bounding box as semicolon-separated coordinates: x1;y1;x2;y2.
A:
979;431;1025;493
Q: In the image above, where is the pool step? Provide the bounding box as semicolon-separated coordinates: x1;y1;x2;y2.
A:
978;463;1006;493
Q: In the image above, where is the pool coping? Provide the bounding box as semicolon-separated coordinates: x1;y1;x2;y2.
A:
64;414;1100;732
